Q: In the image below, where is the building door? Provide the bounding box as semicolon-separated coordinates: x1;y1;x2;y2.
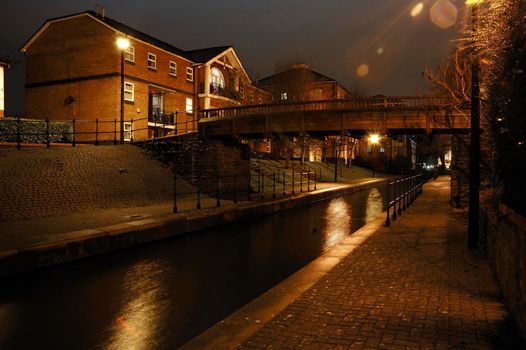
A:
149;93;164;117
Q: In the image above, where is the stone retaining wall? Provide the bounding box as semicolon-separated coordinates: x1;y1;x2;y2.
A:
480;202;526;340
0;145;193;221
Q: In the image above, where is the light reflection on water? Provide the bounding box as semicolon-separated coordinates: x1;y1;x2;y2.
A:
366;188;383;221
324;197;351;249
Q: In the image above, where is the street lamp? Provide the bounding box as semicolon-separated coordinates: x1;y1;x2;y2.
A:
116;37;130;144
368;134;381;177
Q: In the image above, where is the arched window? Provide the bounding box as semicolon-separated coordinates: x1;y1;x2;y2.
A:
211;67;225;89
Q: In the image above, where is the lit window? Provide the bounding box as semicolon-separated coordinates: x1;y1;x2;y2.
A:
186;67;194;82
124;46;135;62
186;97;193;114
211;67;225;88
169;61;177;76
148;53;156;69
280;92;288;100
124;82;134;102
124;122;133;141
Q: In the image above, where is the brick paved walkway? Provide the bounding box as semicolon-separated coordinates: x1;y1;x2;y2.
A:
240;177;518;349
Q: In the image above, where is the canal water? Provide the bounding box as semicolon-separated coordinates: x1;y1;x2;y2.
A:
0;186;386;349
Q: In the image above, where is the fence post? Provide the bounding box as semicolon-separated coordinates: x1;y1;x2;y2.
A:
173;171;178;213
175;110;178;135
308;172;311;191
292;169;295;194
393;180;397;221
247;173;251;201
216;175;220;207
197;175;202;209
130;118;134;143
261;171;265;199
114;118;117;145
402;178;407;211
16;117;21;150
95;118;99;146
273;172;276;198
72;118;76;147
398;180;402;216
233;175;238;204
385;180;390;226
46;118;50;148
283;172;286;197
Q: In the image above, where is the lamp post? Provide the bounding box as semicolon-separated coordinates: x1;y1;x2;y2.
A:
116;37;130;144
369;134;381;177
466;0;481;249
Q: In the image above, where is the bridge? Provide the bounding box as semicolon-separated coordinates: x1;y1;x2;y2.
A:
198;96;470;138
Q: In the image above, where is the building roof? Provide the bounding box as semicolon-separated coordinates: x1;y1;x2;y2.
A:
0;59;8;68
255;64;337;87
21;10;232;65
186;46;232;64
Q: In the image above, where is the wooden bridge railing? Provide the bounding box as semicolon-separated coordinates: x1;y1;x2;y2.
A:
199;96;453;120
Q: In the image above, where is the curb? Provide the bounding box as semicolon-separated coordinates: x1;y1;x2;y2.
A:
0;179;386;278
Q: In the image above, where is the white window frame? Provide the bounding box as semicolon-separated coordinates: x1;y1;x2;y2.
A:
124;122;133;142
124;82;134;102
148;53;157;70
124;46;135;63
186;67;194;82
169;61;177;76
280;92;288;101
185;97;193;114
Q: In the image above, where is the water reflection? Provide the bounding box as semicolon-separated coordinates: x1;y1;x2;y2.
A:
324;197;351;249
108;259;165;350
365;188;383;221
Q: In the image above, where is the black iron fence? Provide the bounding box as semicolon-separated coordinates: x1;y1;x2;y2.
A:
385;173;424;226
0;116;198;148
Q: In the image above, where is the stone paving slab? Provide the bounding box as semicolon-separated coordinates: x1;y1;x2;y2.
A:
237;177;522;349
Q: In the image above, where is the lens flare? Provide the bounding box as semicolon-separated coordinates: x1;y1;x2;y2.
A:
411;3;424;17
356;64;369;77
377;47;384;55
430;0;458;29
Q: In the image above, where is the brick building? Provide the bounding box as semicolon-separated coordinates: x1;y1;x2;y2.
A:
21;10;270;142
0;59;7;117
255;63;352;102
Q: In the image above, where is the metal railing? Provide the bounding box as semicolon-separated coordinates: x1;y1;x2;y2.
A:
171;171;318;213
199;95;451;119
0;116;198;148
385;173;424;226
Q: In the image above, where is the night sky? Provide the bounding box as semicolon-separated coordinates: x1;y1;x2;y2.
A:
0;0;466;115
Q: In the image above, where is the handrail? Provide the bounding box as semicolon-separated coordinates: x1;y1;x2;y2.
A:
385;173;424;226
199;96;455;120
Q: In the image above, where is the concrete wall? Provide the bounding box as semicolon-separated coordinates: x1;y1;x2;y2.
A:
480;202;526;340
0;145;193;221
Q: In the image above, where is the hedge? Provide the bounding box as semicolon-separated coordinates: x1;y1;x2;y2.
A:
0;118;73;143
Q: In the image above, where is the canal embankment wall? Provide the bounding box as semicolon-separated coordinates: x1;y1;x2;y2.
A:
480;200;526;339
0;174;386;277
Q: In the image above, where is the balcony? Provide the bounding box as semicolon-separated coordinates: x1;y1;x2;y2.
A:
200;82;240;100
148;111;175;125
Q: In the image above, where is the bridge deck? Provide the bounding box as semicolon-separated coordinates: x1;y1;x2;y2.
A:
198;96;470;137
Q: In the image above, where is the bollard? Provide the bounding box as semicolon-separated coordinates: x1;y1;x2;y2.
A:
114;118;117;145
95;118;99;145
173;171;178;213
46;118;50;148
72;119;76;147
16;117;21;150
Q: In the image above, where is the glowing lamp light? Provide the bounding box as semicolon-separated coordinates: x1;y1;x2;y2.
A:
369;134;380;144
411;3;424;17
465;0;482;5
116;38;130;50
430;0;458;29
356;64;369;77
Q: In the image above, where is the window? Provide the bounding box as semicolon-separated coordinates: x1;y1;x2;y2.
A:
280;92;288;101
148;53;156;69
169;61;177;76
249;92;254;103
124;122;133;142
211;67;225;88
258;96;263;104
124;82;134;102
186;67;194;81
240;86;245;99
186;97;193;114
124;46;135;62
